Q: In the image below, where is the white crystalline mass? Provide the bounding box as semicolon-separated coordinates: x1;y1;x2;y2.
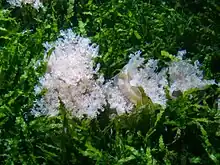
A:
168;60;216;95
33;29;106;118
118;51;168;107
33;29;133;118
7;0;43;9
103;81;134;114
118;50;216;107
33;28;217;118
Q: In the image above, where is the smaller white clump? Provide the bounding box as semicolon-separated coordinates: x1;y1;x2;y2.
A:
168;60;216;95
103;81;134;114
116;51;168;107
7;0;43;9
116;50;216;107
167;50;216;95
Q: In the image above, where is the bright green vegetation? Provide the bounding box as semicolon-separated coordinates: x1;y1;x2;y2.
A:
0;0;219;164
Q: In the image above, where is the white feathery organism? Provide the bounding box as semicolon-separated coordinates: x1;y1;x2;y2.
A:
115;51;168;107
33;29;107;118
6;0;21;7
167;51;216;95
33;28;217;118
103;81;134;114
168;60;215;95
115;51;144;105
7;0;43;9
114;50;216;107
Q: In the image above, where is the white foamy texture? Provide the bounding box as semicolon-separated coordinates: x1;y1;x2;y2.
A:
168;60;215;95
118;51;168;107
7;0;43;9
33;29;106;118
117;50;216;107
33;29;133;118
103;81;134;114
32;29;217;118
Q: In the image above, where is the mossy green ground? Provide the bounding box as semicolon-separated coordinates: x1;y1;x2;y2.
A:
0;0;219;164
